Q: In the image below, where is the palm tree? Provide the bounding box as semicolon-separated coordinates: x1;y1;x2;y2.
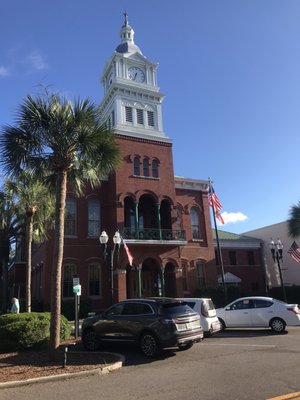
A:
6;171;55;312
0;93;120;356
288;202;300;238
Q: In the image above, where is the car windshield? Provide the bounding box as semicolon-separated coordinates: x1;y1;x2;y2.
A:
159;303;194;316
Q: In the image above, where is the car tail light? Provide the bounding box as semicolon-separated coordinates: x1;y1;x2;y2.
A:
201;302;209;317
287;307;300;315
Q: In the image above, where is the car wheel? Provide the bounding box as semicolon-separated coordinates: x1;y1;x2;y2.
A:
204;329;213;338
219;318;226;331
178;341;194;351
140;332;159;358
82;329;100;351
270;318;286;333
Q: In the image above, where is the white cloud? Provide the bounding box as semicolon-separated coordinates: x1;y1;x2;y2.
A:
221;211;248;224
0;66;9;77
26;51;48;70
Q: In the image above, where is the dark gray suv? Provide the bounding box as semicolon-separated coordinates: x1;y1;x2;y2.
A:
81;298;204;357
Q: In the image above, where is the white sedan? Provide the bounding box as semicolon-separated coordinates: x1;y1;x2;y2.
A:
216;296;300;333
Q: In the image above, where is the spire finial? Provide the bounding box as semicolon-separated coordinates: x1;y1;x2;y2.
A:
123;10;128;26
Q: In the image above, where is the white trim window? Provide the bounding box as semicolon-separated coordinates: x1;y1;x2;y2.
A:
88;198;100;238
147;111;154;127
63;264;76;298
89;263;101;297
125;106;133;122
196;262;206;288
136;109;144;125
190;207;201;239
65;196;77;236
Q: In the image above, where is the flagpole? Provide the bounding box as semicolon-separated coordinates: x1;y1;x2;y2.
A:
209;179;227;305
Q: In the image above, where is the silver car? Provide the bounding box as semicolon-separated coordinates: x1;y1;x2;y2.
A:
216;296;300;333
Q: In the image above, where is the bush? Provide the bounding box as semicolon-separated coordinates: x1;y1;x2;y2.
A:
0;312;71;352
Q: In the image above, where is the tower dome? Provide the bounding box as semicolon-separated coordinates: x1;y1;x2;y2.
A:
115;12;143;55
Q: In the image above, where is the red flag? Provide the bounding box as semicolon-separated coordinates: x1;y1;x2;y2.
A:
287;241;300;263
208;185;224;224
123;239;133;266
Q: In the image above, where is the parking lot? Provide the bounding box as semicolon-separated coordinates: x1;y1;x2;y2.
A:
2;326;300;400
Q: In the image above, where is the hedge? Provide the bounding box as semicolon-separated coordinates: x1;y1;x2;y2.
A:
0;312;71;352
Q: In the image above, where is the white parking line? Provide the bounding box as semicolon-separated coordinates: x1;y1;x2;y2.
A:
203;343;276;348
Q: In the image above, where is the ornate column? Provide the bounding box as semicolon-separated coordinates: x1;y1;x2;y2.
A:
134;201;139;239
136;266;142;298
156;203;162;239
159;266;165;297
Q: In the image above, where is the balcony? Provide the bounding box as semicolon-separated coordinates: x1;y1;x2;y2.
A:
121;228;187;245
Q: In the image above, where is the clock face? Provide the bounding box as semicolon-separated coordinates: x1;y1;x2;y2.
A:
128;66;145;83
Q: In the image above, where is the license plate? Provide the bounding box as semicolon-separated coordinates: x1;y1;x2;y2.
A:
176;320;200;331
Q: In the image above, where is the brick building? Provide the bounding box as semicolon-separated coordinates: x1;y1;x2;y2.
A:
211;230;266;295
12;15;219;312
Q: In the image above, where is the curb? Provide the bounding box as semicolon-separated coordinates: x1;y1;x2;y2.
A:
0;352;125;389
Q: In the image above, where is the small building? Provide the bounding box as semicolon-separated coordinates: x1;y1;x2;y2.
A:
244;221;300;290
211;230;266;295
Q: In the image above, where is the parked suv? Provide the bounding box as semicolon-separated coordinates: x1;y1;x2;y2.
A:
81;298;204;357
176;298;222;337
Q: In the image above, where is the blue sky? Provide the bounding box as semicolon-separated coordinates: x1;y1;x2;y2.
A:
1;0;300;234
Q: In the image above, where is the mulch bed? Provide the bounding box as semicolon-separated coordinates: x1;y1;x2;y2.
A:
0;338;120;383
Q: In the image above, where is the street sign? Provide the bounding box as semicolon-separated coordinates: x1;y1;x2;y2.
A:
73;284;81;295
73;277;80;286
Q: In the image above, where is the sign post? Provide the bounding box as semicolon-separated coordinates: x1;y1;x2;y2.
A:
72;277;81;339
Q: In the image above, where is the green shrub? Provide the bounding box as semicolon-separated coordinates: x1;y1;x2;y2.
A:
0;312;71;352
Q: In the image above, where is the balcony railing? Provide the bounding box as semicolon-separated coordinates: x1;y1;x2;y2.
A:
122;228;186;241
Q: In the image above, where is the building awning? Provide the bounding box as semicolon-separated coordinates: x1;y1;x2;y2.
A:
218;272;242;284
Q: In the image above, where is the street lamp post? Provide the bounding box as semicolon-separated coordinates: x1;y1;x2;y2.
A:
99;230;122;304
269;238;287;303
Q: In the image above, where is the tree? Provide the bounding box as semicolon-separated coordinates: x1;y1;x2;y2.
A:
0;93;120;356
6;171;55;312
0;185;19;313
288;202;300;238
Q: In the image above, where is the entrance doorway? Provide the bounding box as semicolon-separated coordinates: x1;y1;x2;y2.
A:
141;258;161;297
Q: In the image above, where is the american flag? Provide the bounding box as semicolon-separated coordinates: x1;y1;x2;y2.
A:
287;241;300;263
208;185;224;224
122;238;134;266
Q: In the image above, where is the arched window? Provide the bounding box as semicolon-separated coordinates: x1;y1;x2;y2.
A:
89;263;101;297
182;263;189;292
196;262;206;287
134;157;140;176
143;158;149;177
65;196;77;236
63;264;76;298
88;198;100;238
190;207;201;239
152;159;158;178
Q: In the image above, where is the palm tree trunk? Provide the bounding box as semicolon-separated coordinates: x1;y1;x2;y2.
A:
25;213;34;312
50;170;67;358
1;234;10;314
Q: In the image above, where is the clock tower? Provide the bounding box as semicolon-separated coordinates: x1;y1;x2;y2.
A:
99;12;171;144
